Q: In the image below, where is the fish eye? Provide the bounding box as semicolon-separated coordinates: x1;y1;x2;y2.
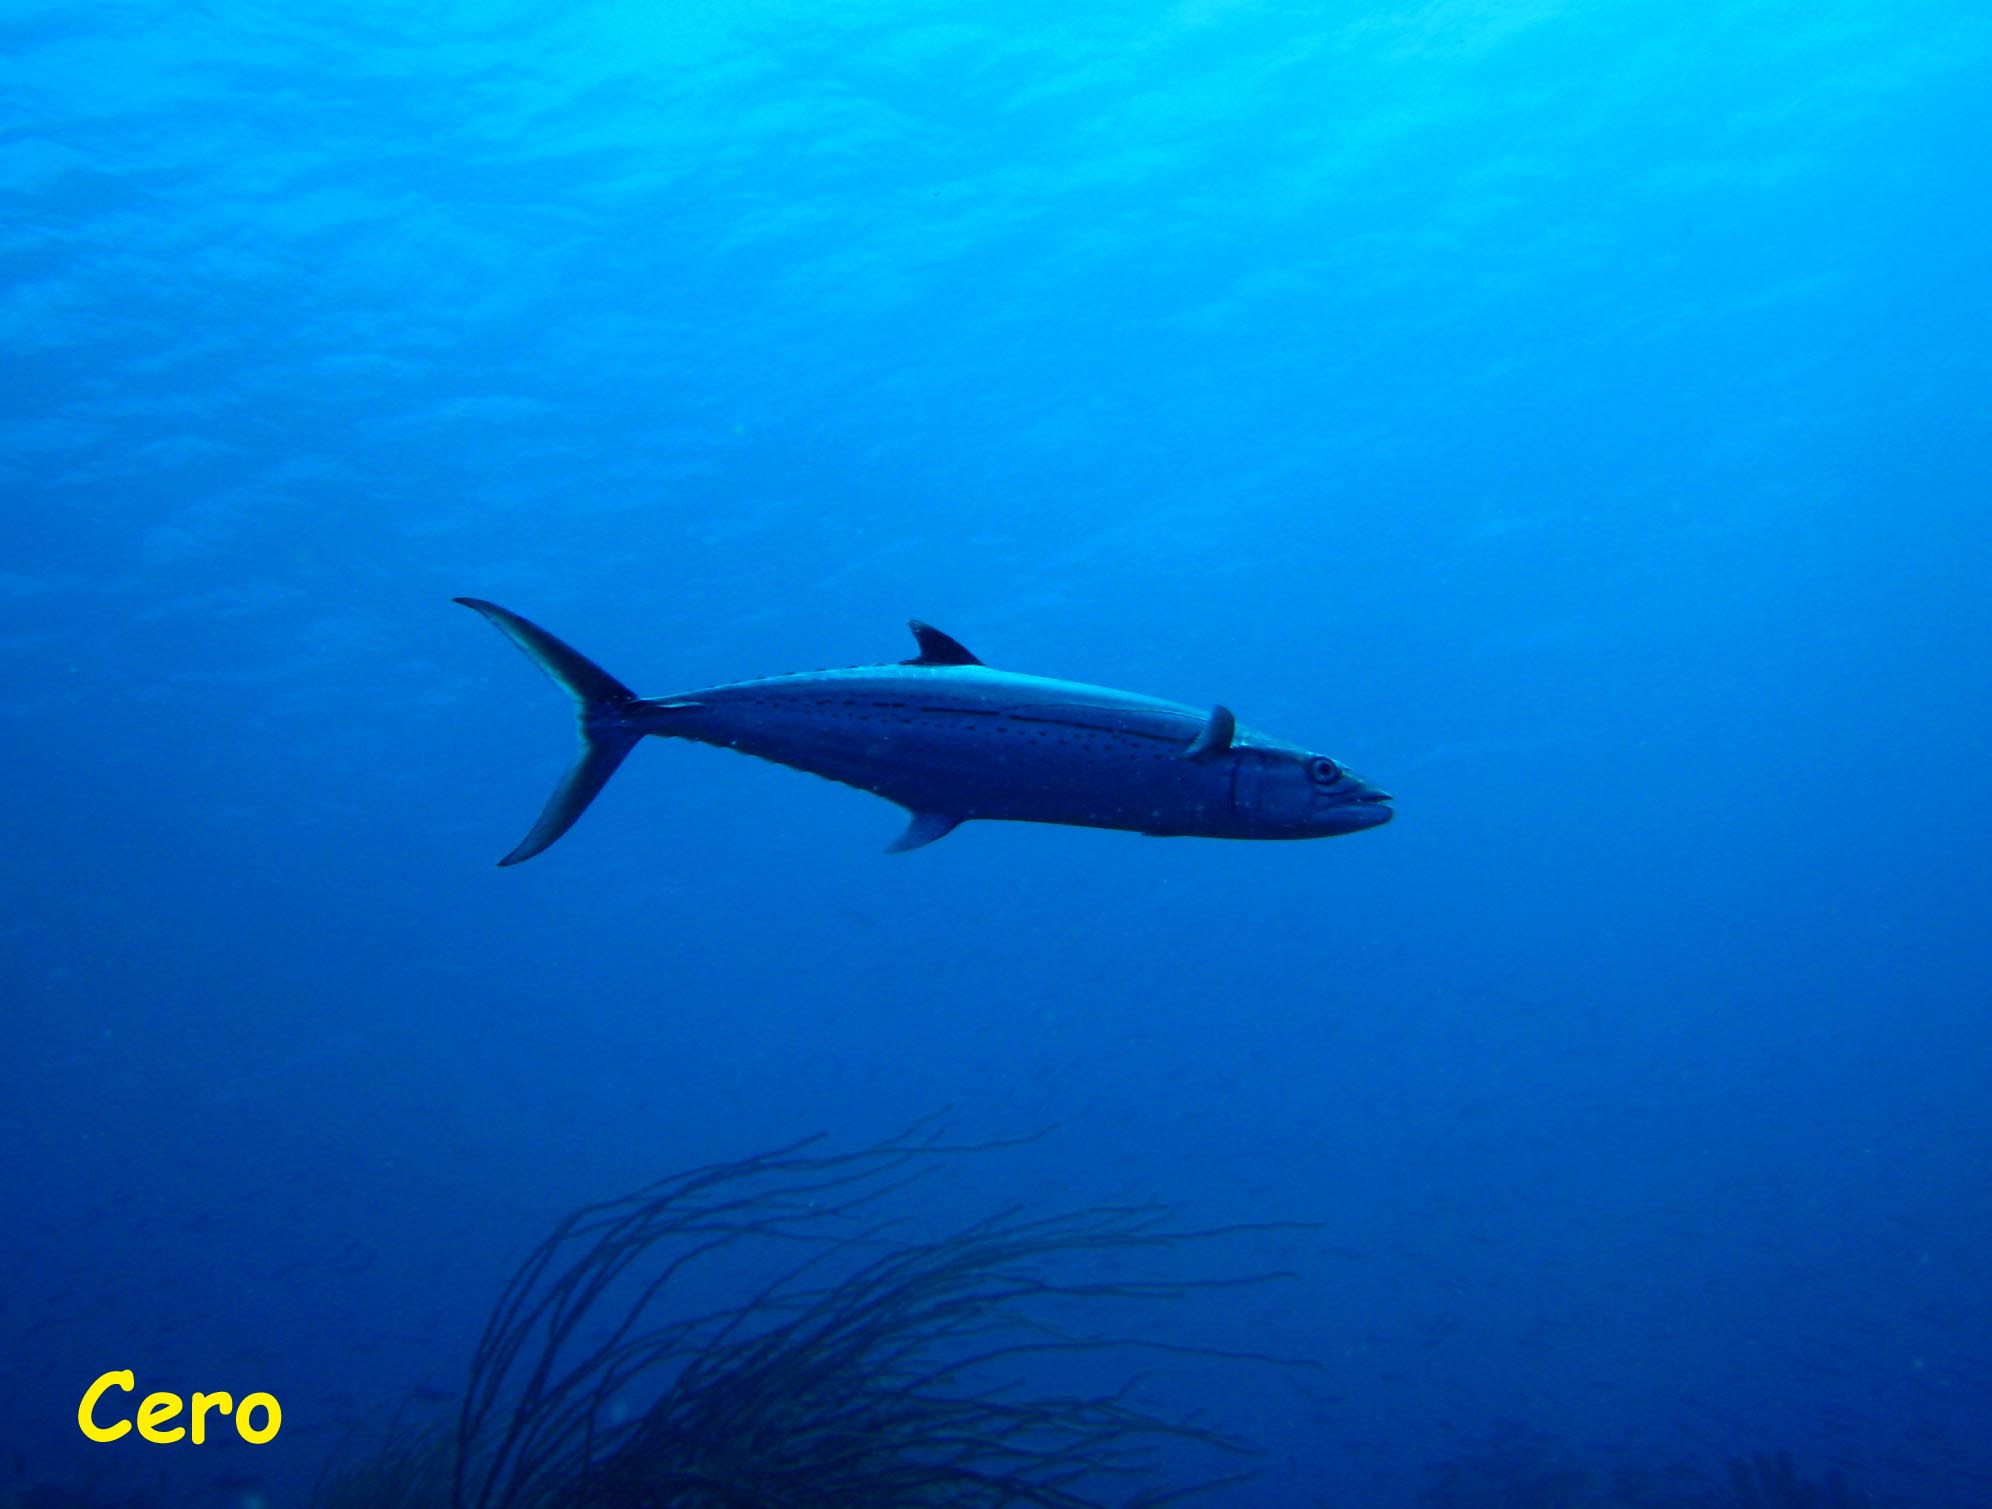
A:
1307;757;1342;785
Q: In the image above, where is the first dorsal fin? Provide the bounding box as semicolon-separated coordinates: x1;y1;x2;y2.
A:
904;621;982;667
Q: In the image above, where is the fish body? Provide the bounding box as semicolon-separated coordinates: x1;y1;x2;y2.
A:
458;599;1392;864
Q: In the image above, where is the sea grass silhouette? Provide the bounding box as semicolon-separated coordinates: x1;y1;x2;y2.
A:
314;1120;1307;1509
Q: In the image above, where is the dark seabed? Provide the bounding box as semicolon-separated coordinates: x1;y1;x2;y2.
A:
3;0;1990;1505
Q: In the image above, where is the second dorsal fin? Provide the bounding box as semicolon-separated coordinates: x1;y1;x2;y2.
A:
904;621;983;667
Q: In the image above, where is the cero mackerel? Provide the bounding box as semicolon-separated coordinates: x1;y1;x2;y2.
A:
459;598;1392;864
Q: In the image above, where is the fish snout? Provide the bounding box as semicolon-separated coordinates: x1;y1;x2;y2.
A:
1340;799;1394;830
1326;782;1393;832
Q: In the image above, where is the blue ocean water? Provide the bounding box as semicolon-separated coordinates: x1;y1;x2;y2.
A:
5;0;1990;1503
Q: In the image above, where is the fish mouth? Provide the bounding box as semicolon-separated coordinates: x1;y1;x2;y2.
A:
1328;790;1394;832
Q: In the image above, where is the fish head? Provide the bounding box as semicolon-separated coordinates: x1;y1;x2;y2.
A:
1232;742;1393;837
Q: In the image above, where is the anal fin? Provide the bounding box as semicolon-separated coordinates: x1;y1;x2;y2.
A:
886;810;962;853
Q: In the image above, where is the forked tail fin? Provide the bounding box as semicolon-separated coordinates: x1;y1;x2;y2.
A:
456;597;643;866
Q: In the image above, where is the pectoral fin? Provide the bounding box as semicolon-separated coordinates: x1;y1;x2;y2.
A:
886;810;962;853
1179;704;1236;763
